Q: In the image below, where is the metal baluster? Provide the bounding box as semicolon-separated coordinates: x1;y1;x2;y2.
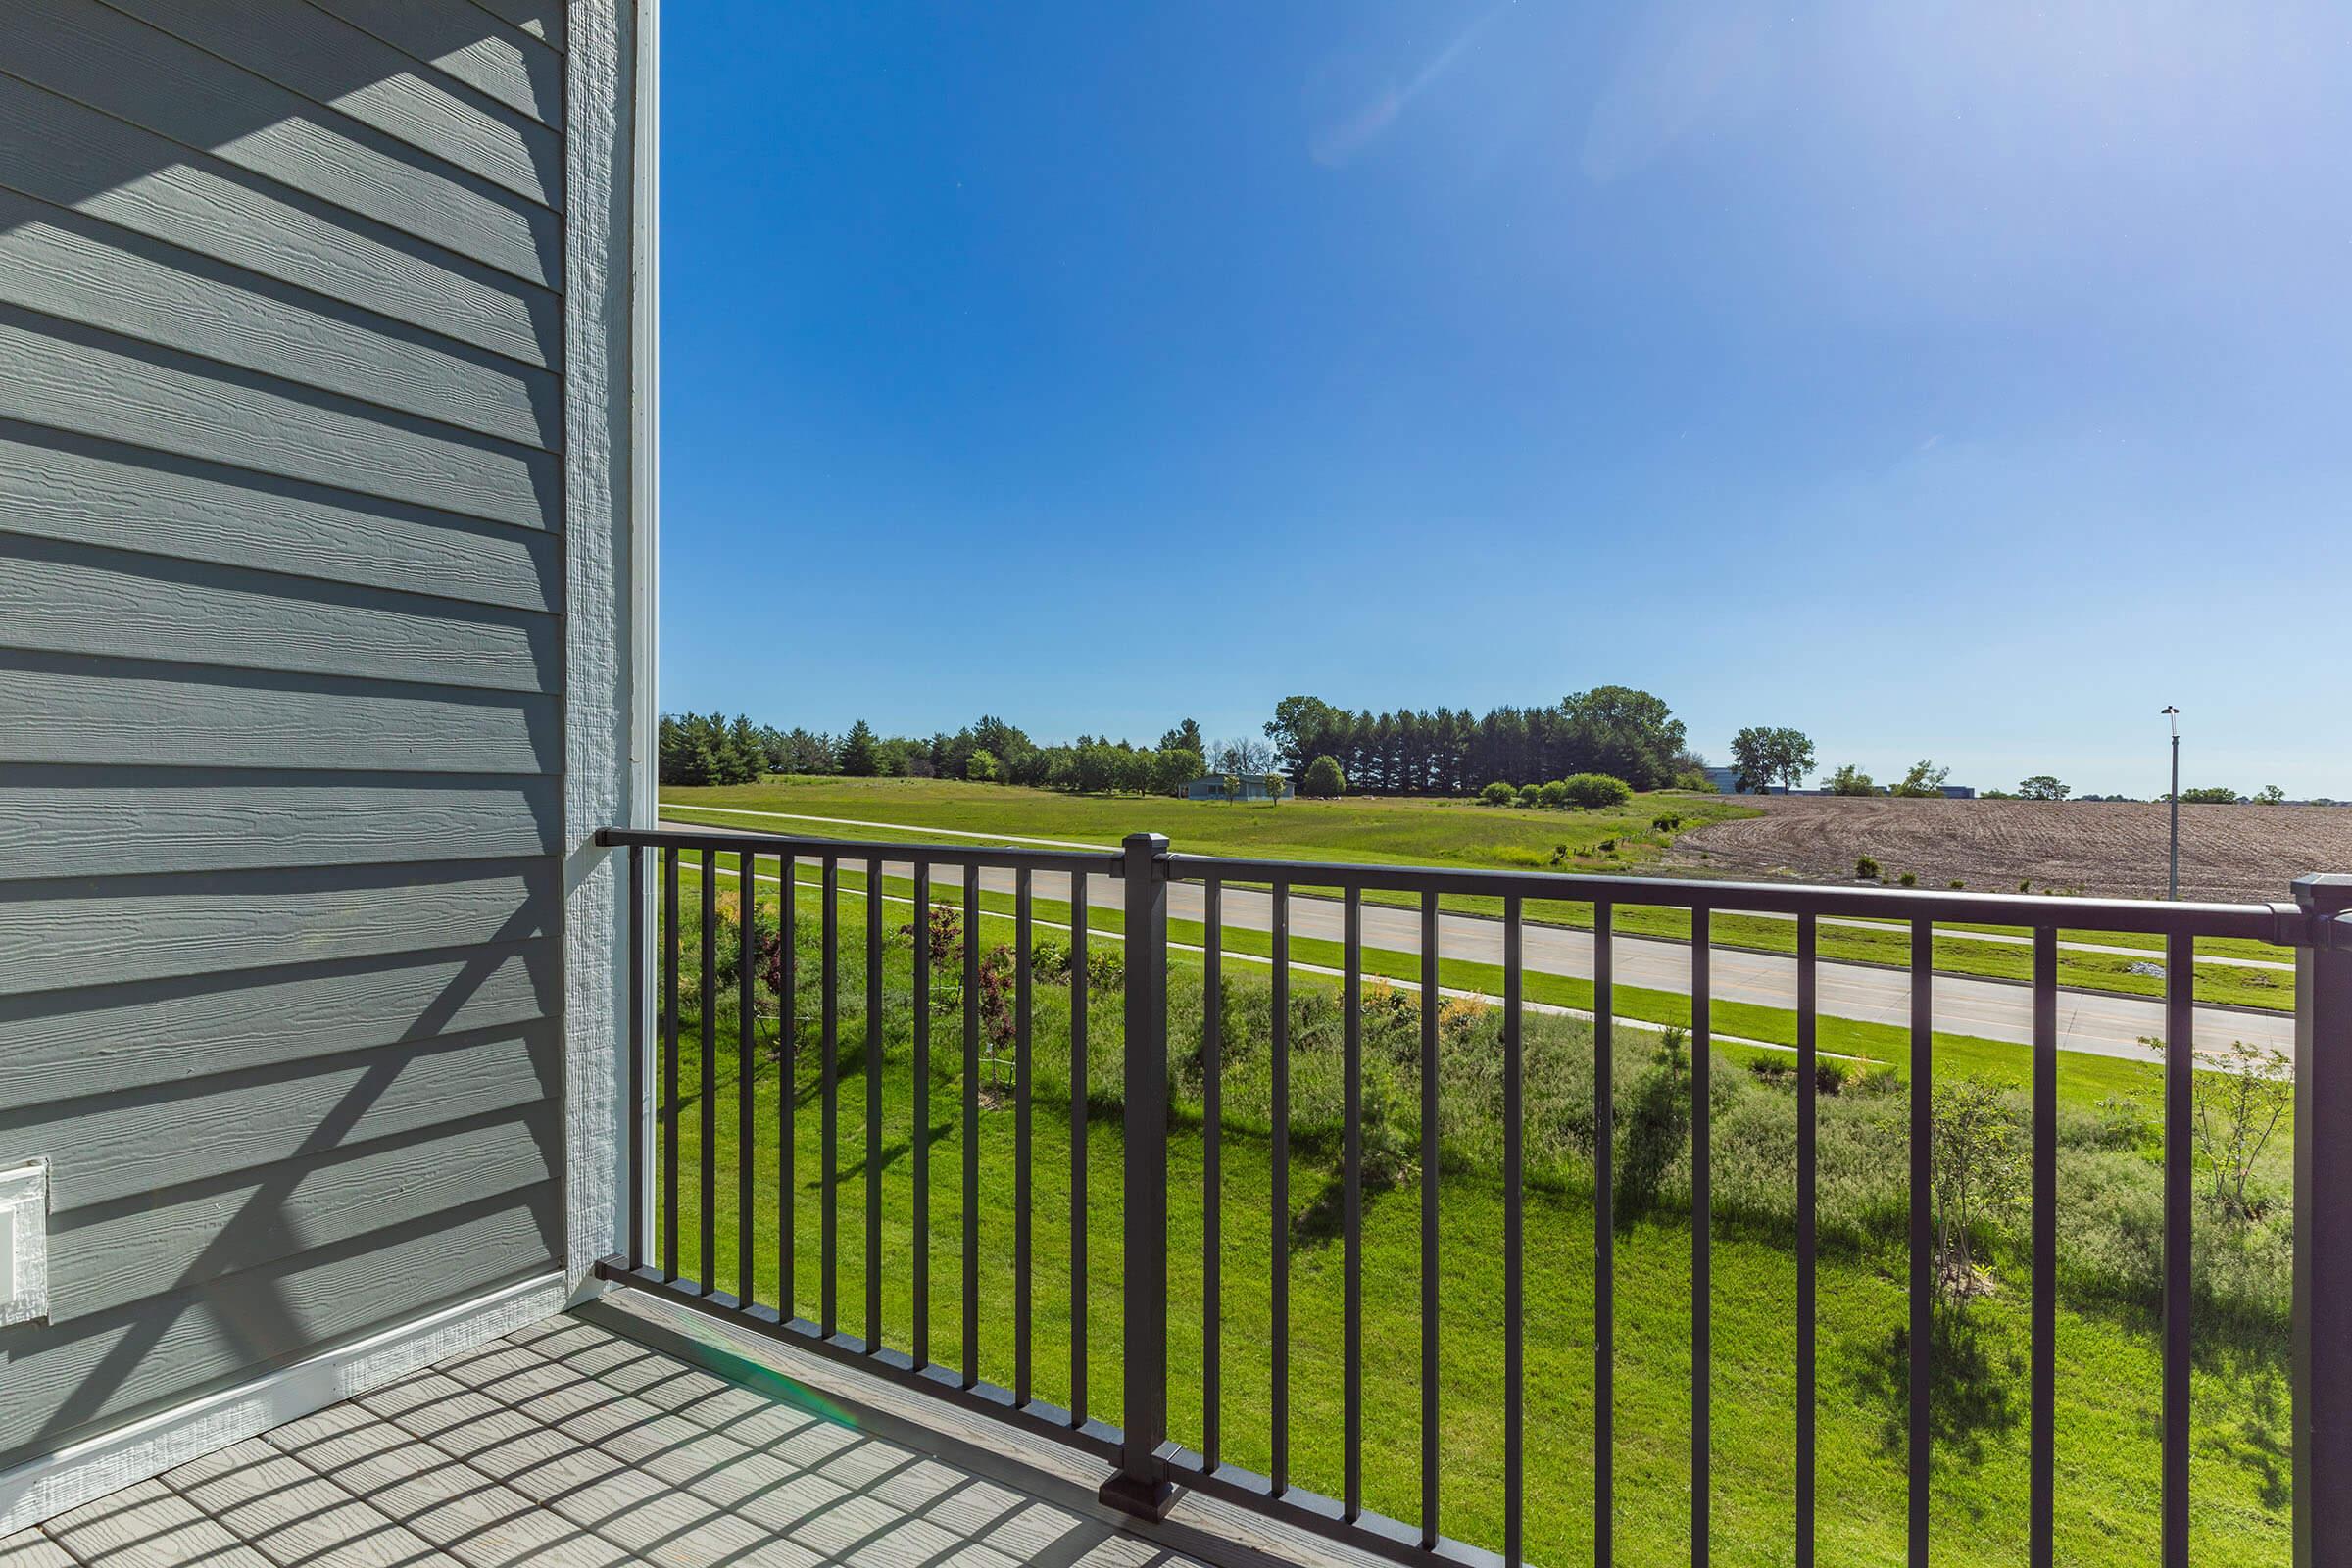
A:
1016;868;1034;1405
866;857;884;1351
1202;879;1222;1468
739;848;757;1306
2032;927;2056;1568
779;855;796;1316
1505;895;1526;1568
820;858;838;1337
701;849;717;1290
913;861;929;1367
963;862;981;1387
1595;898;1614;1568
1692;906;1711;1565
1419;890;1441;1547
1344;885;1363;1523
1797;914;1818;1568
663;848;679;1282
1070;871;1090;1423
1909;919;1933;1565
2163;933;2193;1568
1272;879;1291;1496
627;846;645;1270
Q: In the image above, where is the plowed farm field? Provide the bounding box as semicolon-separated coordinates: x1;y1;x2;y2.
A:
1663;795;2352;902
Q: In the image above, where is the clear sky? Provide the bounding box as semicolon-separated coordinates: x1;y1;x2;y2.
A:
659;2;2352;799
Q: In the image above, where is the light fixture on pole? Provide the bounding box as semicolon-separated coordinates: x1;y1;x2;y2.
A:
2161;706;2180;901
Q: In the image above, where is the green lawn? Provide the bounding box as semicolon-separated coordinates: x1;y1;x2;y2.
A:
661;778;2297;1014
648;869;2294;1567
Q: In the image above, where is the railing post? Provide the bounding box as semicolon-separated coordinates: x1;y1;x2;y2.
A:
1102;832;1178;1521
2293;873;2352;1568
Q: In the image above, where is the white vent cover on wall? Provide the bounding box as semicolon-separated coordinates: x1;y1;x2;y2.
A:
0;1159;48;1328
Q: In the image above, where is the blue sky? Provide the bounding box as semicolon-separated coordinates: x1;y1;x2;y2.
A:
659;2;2352;798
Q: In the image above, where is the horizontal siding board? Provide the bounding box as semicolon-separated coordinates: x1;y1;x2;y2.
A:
48;1111;558;1317
50;1114;555;1319
0;652;560;774
0;535;560;694
0;73;557;369
0;1202;558;1472
0;421;559;614
0;190;560;449
103;0;563;210
16;1025;555;1219
10;0;560;287
0;306;557;530
306;0;563;126
0;858;557;997
0;942;557;1111
468;0;563;55
0;768;560;880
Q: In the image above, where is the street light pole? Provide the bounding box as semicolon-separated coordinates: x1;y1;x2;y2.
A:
2162;706;2180;900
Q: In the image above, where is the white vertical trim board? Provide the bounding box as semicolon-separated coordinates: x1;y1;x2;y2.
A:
629;0;662;1254
562;0;648;1301
0;1273;566;1536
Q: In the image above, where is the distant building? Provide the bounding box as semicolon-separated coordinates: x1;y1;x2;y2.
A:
1185;775;1290;803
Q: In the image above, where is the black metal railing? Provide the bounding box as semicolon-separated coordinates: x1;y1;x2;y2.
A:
596;825;2352;1568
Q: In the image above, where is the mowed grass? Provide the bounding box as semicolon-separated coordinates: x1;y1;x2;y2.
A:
680;852;2243;1115
650;870;2292;1568
662;778;2298;1013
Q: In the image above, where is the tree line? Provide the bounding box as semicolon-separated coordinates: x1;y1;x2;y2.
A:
1260;688;1702;795
662;683;1709;797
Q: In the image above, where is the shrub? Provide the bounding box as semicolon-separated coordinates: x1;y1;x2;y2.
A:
1823;763;1877;796
1516;784;1541;808
1931;1080;2027;1302
1558;772;1634;809
1086;945;1125;992
1856;855;1881;880
1672;768;1714;792
2192;1040;2292;1221
1652;814;1683;832
1029;936;1071;982
1596;838;1618;853
1301;755;1347;798
1480;780;1516;807
965;748;1003;783
1537;779;1570;808
1898;871;1918;887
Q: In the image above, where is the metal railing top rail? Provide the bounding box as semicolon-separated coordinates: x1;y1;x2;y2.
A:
595;823;1123;876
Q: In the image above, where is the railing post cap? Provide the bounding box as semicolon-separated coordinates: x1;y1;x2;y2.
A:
1122;831;1171;854
2294;873;2352;916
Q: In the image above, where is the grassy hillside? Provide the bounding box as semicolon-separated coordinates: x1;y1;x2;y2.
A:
661;778;2297;1012
645;869;2295;1567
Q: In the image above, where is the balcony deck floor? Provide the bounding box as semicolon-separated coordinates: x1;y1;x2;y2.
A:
1;1311;1218;1568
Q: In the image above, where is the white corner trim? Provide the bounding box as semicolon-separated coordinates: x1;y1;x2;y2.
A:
0;1159;49;1329
563;0;643;1303
0;1272;565;1536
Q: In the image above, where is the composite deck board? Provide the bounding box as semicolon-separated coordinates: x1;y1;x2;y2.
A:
0;308;556;530
0;421;560;613
7;0;559;287
0;1207;560;1474
0;858;557;997
0;73;558;369
0;653;559;774
0;769;562;881
15;1026;559;1213
304;0;564;127
0;538;558;695
0;942;556;1109
0;189;560;449
53;1113;557;1329
104;0;563;209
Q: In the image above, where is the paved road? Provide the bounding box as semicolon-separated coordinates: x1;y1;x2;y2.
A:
664;823;2294;1066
